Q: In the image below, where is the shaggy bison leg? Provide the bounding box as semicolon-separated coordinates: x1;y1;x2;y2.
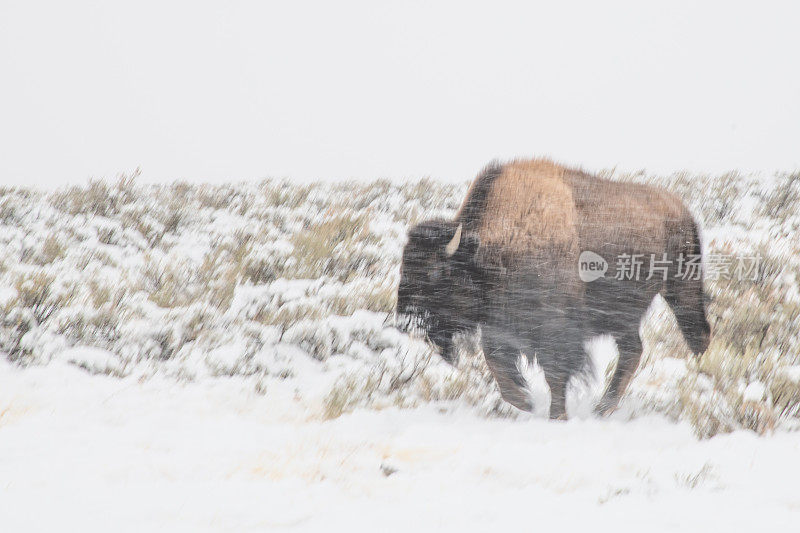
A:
482;333;533;412
595;331;643;416
544;371;568;420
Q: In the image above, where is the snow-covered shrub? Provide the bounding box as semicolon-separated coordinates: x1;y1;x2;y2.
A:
0;169;798;437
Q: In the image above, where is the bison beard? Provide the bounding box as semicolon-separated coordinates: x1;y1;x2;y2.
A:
397;158;711;420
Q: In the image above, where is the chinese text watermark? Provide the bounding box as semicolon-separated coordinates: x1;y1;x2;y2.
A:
578;251;761;282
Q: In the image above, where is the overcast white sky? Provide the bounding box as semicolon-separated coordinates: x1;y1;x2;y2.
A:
1;1;798;186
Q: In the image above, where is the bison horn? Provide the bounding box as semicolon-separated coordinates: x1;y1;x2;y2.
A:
445;224;462;257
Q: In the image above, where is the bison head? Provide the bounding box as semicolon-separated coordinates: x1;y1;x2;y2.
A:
396;220;481;364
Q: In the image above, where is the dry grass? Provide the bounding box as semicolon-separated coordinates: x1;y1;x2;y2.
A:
290;212;377;281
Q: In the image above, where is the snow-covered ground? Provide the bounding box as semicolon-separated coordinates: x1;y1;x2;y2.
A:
1;172;799;530
1;358;799;532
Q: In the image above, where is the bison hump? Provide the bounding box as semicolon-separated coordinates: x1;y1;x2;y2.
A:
458;159;580;270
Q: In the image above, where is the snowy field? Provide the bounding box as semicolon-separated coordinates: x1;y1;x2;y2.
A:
2;359;800;532
1;171;799;530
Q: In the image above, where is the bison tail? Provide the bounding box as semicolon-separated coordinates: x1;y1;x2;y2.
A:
663;217;711;355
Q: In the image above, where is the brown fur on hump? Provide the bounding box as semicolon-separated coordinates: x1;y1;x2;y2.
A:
455;158;579;268
563;167;691;259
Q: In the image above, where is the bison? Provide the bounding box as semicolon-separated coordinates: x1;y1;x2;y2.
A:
396;158;710;419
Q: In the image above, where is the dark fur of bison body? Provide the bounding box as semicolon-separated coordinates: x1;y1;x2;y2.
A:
397;159;711;419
